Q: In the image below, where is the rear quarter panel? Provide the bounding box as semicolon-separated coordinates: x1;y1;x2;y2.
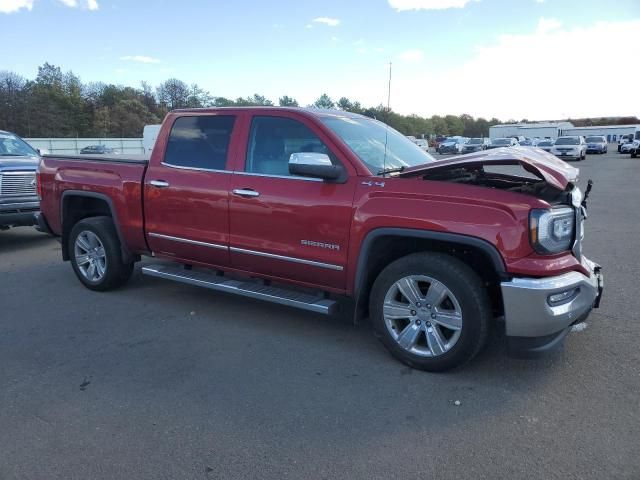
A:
39;156;148;253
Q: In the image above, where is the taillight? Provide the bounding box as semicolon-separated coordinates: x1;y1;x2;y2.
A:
36;171;43;200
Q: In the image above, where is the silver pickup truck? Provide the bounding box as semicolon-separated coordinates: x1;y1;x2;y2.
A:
0;130;40;230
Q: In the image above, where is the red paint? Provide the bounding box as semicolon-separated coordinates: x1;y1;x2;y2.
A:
39;107;587;297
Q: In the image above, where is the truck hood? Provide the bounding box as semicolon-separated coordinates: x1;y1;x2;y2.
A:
0;155;40;171
400;146;578;191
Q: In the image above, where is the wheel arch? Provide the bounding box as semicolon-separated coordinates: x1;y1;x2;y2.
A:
353;228;508;322
60;191;135;263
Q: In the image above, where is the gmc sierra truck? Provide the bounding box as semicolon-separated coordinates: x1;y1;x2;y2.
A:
37;108;603;371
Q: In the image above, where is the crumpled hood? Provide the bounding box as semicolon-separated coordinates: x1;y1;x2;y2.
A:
0;155;40;171
400;146;578;191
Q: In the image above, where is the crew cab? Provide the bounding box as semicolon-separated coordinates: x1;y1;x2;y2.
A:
37;108;603;372
0;130;40;230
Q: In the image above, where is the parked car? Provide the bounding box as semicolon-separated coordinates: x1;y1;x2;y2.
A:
620;138;635;153
585;136;607;154
618;134;633;152
487;138;518;149
415;139;429;151
550;136;587;161
0;130;40;230
433;135;447;150
80;145;118;155
536;140;555;152
437;136;468;154
37;107;603;372
462;138;490;153
631;128;640;158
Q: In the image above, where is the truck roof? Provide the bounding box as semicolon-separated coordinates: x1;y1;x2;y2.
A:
170;106;368;120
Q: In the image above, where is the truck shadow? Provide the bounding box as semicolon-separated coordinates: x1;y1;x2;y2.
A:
0;227;56;254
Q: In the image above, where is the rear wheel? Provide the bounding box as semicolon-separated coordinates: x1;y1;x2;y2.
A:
69;216;134;291
370;252;491;372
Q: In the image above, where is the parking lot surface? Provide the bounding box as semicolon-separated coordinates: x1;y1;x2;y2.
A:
1;150;639;479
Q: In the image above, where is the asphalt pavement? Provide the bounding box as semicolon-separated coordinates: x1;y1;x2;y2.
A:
1;149;638;479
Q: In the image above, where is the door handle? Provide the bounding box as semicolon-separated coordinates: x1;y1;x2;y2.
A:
149;180;170;188
232;188;260;198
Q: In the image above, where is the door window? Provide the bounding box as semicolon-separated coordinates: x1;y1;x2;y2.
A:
164;115;235;170
245;116;336;176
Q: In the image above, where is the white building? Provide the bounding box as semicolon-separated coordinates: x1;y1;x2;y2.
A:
489;122;574;140
560;125;639;143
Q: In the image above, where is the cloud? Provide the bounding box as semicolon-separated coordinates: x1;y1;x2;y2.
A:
389;18;640;120
398;49;425;62
537;16;561;33
120;55;161;64
0;0;33;13
312;17;340;27
388;0;476;11
57;0;99;9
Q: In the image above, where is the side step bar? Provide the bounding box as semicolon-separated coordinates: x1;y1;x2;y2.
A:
142;264;337;315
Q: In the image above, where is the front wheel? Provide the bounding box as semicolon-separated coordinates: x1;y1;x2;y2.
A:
370;252;491;372
69;216;134;291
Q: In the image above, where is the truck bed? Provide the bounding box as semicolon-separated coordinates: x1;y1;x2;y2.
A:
38;153;150;255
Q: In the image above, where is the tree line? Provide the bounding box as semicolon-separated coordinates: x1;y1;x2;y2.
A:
1;63;637;139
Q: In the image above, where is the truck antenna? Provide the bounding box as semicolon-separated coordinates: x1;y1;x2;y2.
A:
382;61;392;176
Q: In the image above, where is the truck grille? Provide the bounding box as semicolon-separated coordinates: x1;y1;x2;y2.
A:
0;172;37;196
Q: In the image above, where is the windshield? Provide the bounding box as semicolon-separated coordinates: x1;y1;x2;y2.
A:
0;132;39;157
492;138;511;145
555;137;579;145
538;141;552;146
320;116;436;173
585;136;604;143
468;138;483;144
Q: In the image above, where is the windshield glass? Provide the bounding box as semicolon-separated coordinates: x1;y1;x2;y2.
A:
585;136;604;143
538;141;552;146
555;137;579;145
468;138;482;144
492;138;510;145
0;132;39;157
321;116;436;173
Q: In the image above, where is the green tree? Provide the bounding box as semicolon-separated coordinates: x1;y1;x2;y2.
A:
313;93;335;109
279;95;299;107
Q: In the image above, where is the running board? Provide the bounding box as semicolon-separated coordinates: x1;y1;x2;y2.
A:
142;264;336;315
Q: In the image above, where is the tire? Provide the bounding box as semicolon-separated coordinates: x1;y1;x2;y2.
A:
68;216;134;291
369;252;491;372
632;150;638;159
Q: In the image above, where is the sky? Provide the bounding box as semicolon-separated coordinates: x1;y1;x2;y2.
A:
1;0;638;121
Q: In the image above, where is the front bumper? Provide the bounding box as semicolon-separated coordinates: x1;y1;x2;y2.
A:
0;199;40;227
501;257;603;341
553;152;581;159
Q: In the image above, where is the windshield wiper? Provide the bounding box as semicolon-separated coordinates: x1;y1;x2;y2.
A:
377;166;406;176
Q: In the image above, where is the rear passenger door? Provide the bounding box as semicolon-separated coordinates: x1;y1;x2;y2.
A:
144;113;240;268
228;114;357;291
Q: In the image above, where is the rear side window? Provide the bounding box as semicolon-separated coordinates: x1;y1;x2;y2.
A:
164;115;235;170
245;116;336;177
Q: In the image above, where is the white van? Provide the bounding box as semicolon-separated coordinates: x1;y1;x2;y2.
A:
143;124;162;156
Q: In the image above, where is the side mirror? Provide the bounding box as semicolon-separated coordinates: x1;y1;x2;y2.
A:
289;152;344;181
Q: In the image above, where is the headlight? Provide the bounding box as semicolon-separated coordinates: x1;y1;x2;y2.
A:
530;207;575;254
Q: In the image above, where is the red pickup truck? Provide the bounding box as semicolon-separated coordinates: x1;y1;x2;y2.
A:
36;107;603;371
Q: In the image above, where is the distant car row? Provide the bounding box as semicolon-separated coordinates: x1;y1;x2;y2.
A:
426;133;640;161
